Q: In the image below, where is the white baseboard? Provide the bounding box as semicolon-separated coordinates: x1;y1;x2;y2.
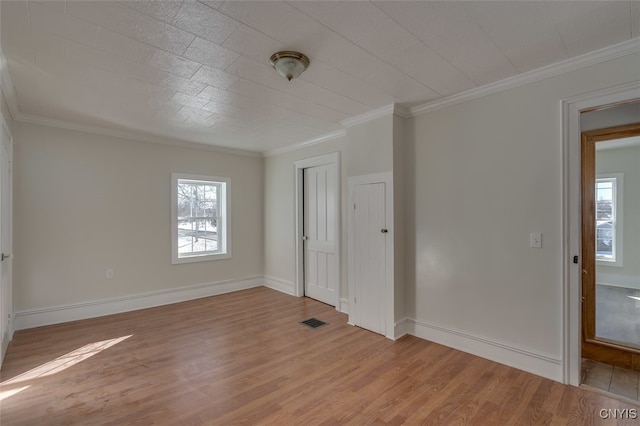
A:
263;275;295;296
394;318;408;340
14;276;263;330
401;318;563;382
1;319;13;367
596;273;640;290
339;297;349;314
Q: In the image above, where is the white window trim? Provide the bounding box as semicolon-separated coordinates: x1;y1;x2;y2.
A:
596;172;623;267
171;173;231;264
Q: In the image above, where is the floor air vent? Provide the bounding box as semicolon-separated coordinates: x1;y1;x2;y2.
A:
300;318;328;329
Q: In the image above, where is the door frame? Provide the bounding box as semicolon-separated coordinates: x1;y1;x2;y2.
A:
0;111;13;364
293;152;341;306
347;172;394;339
562;82;640;385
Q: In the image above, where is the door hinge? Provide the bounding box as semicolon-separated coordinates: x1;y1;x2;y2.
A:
573;255;579;264
353;203;356;210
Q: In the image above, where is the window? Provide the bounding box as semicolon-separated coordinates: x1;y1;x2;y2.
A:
595;173;622;266
171;173;230;264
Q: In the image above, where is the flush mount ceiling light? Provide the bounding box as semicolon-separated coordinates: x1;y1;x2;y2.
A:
270;51;310;81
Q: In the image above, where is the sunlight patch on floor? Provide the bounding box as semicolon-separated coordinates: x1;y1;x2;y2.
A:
0;335;132;401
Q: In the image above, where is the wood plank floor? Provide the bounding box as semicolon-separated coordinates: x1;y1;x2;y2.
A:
1;287;638;425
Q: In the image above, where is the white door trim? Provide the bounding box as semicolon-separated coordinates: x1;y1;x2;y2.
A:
0;111;13;365
294;152;341;306
348;172;394;339
561;81;640;386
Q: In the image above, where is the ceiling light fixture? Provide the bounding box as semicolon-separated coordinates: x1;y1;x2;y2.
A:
270;51;309;81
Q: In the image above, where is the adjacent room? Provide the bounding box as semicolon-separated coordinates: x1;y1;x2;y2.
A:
0;1;639;423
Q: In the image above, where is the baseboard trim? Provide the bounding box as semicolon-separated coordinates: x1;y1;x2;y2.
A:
263;275;296;296
339;298;349;315
14;276;263;330
402;318;563;382
394;318;408;340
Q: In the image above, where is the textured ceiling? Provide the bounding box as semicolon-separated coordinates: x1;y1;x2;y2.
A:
1;1;638;153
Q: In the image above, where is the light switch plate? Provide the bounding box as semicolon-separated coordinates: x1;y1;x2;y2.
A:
530;233;542;248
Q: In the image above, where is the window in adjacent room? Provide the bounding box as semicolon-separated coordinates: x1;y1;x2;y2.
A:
171;173;230;264
595;173;622;266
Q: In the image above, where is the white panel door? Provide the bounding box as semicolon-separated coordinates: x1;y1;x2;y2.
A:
304;165;338;306
0;119;12;361
353;182;386;335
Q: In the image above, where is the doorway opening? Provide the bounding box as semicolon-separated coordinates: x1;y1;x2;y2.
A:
294;152;341;309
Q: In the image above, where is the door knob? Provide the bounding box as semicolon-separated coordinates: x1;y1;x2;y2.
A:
302;235;309;241
1;253;11;261
381;229;388;233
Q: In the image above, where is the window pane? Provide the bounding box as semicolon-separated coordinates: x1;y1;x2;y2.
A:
177;181;220;256
595;178;616;261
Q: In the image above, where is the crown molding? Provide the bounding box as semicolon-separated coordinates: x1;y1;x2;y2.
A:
0;48;20;122
410;37;640;117
263;129;346;157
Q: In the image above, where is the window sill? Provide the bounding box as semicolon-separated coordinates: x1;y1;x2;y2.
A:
172;252;231;265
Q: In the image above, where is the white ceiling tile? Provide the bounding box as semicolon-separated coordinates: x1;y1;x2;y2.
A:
64;40;171;90
196;86;237;104
149;50;201;79
130;12;195;55
198;1;224;11
171;0;239;44
29;1;66;14
1;21;67;59
218;1;313;43
95;29;157;64
34;49;90;82
388;42;476;96
66;1;139;36
191;65;238;90
228;79;349;123
222;25;285;63
28;2;100;46
300;60;395;108
296;1;417;60
120;0;184;23
375;0;517;86
183;37;240;70
461;1;568;72
176;105;212;122
546;1;632;57
286;1;344;22
170;92;210;109
1;0;29;30
160;74;205;97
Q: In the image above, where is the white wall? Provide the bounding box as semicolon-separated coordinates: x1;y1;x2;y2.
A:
346;115;393;177
13;122;263;314
405;52;639;373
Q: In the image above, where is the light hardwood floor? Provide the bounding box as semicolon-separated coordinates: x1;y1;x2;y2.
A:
1;287;638;425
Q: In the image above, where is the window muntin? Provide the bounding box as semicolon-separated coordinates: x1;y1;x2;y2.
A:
172;174;230;264
595;174;622;266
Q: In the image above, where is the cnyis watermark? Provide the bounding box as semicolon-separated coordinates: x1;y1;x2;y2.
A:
598;408;638;420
